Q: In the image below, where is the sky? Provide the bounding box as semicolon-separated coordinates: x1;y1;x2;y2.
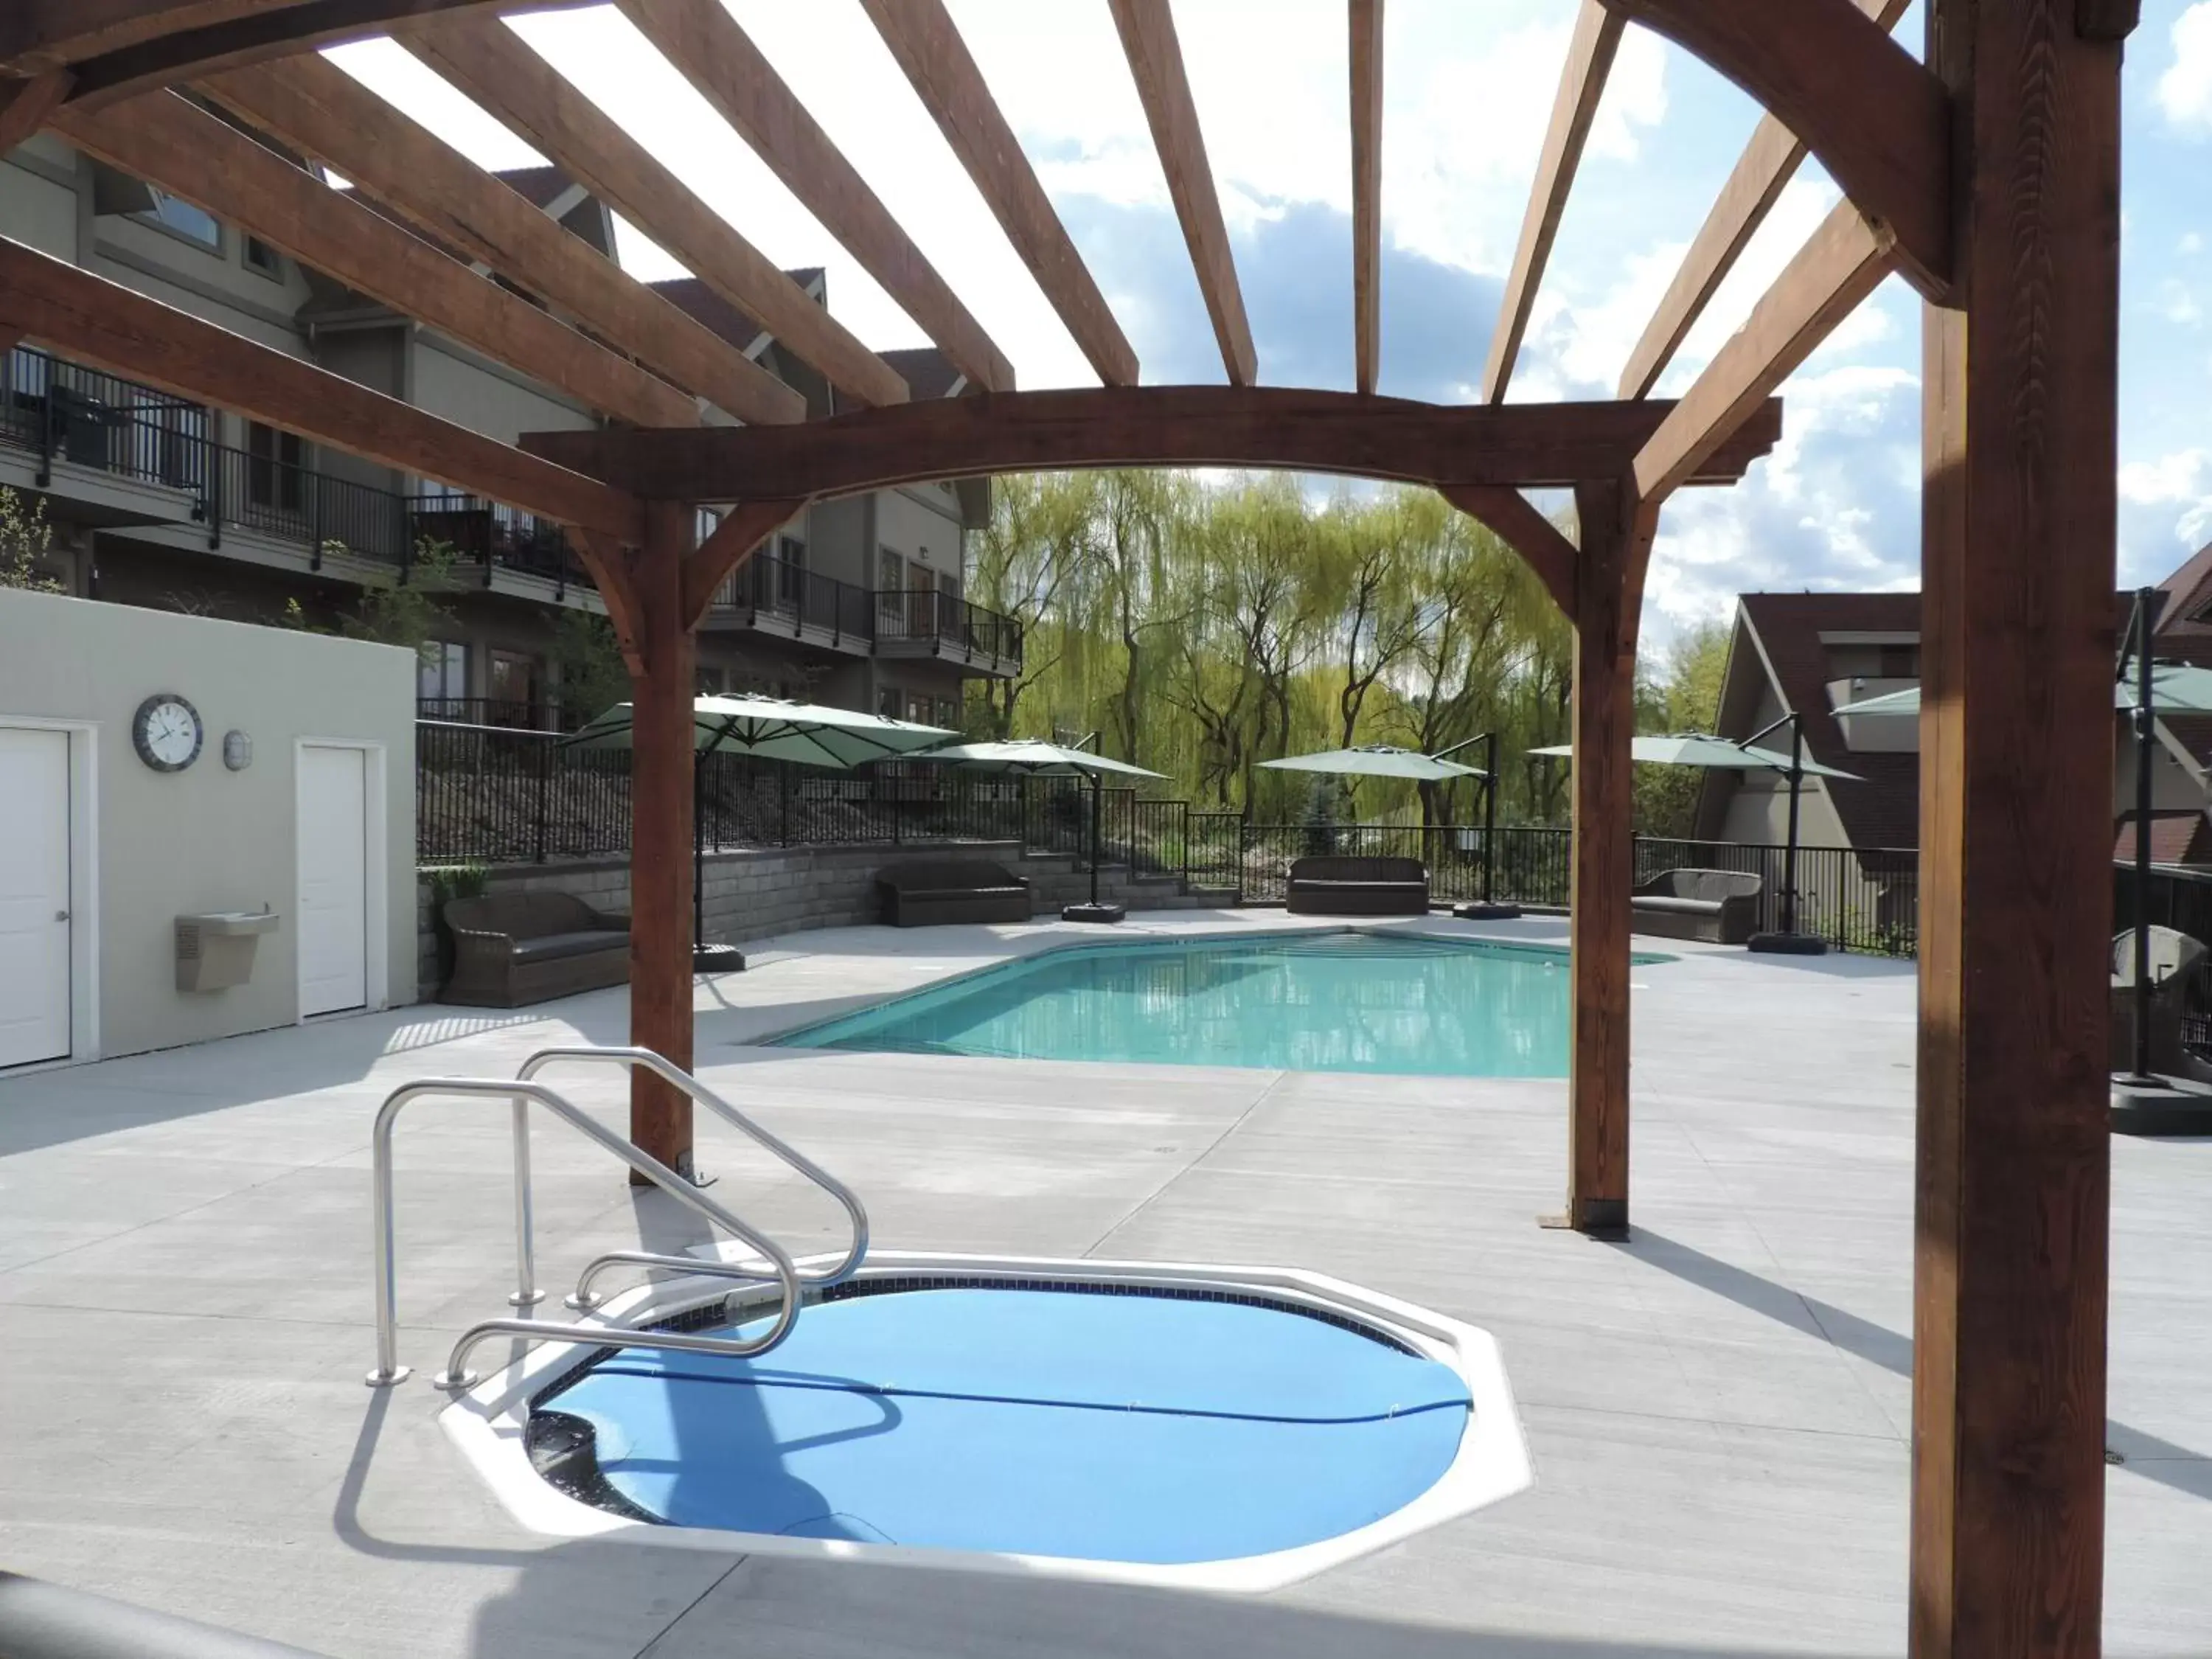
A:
329;0;2212;647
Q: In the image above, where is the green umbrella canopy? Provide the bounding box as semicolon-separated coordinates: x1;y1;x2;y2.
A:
908;739;1167;780
1835;660;2212;717
1259;744;1489;782
563;695;953;768
1529;732;1861;779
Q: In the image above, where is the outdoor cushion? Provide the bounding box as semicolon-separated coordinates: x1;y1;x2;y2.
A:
1633;896;1726;917
509;931;629;966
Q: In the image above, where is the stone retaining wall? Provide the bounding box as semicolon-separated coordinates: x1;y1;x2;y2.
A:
417;842;1212;994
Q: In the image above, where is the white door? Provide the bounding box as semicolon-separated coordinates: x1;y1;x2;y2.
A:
298;745;368;1018
0;728;72;1068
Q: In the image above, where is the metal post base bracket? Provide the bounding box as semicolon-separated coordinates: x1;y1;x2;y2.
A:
364;1365;412;1388
1747;932;1828;956
1454;902;1523;921
1062;902;1127;924
693;943;746;973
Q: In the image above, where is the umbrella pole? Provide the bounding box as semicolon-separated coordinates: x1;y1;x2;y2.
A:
2131;588;2156;1082
692;726;744;977
1444;731;1520;922
1060;765;1127;924
1747;713;1823;954
1089;769;1102;908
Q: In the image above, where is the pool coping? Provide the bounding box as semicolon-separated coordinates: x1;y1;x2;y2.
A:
757;919;1672;1053
437;1248;1534;1595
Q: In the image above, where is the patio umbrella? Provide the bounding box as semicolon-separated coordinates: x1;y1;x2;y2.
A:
1833;659;2212;717
905;740;1166;923
1531;726;1861;953
1260;740;1517;917
566;696;953;967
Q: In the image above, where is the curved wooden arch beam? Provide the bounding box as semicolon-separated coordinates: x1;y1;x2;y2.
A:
1482;1;1623;404
1598;0;1950;297
520;386;1784;503
35;1;522;110
1617;0;1908;399
860;0;1136;389
1349;0;1383;397
0;233;639;540
398;13;909;410
1437;484;1576;616
682;497;814;629
619;0;1015;395
1107;0;1257;387
54;91;699;430
0;68;73;150
200;55;806;427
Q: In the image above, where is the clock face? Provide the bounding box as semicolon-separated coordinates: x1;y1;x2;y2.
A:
133;693;204;773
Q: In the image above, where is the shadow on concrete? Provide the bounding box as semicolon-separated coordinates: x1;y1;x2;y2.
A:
1621;1230;2212;1502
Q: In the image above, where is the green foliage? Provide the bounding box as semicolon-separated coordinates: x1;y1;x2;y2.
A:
424;863;490;908
971;469;1576;827
338;538;460;665
549;609;631;727
1632;619;1734;836
0;485;64;594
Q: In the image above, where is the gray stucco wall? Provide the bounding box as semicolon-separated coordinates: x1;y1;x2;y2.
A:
0;590;417;1060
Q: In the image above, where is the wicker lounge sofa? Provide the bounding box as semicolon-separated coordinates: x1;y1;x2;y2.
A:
2110;925;2208;1077
441;892;630;1006
1630;868;1762;945
877;859;1033;927
1284;855;1430;916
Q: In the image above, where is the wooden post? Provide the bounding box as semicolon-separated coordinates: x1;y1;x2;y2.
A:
1911;1;2125;1651
1562;477;1631;1237
628;499;698;1178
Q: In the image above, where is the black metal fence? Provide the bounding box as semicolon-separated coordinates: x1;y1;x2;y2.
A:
417;718;1924;956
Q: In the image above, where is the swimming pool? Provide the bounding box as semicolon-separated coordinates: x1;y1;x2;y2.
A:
777;929;1655;1077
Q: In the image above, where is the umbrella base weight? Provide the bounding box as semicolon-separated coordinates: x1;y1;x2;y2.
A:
692;943;747;973
1747;931;1826;956
1453;902;1523;921
1060;902;1127;925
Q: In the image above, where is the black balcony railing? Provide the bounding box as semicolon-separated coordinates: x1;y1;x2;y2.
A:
407;494;589;591
707;552;1023;671
874;586;1023;663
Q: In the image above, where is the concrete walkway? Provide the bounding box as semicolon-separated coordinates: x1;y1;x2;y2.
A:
0;911;2205;1658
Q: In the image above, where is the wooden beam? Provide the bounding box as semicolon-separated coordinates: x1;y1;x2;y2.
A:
682;496;812;629
56;1;521;108
1562;475;1632;1237
400;12;909;410
0;68;73;149
1910;0;2121;1648
1597;0;1950;296
1618;0;1908;400
627;498;698;1178
1107;0;1257;387
859;0;1135;389
1;1;304;71
1633;201;1895;504
1482;1;1623;403
53;93;699;431
200;56;807;427
1437;484;1574;615
524;386;1784;502
0;234;639;539
619;0;1015;395
1349;0;1382;397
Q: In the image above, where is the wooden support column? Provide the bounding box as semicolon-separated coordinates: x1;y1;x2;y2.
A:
627;500;698;1178
1562;476;1632;1237
1910;1;2125;1651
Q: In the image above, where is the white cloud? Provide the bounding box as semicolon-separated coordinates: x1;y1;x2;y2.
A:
2120;448;2212;560
2159;3;2212;133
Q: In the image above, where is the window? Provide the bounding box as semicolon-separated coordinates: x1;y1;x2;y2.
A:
246;421;304;513
877;548;909;632
139;189;220;249
489;650;540;723
1879;644;1920;678
878;686;902;720
905;694;933;726
243;235;282;277
419;642;468;709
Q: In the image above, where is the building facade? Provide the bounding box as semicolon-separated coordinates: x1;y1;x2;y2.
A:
0;127;1018;732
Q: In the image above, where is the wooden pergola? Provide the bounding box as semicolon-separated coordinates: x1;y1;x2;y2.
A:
0;1;2130;1648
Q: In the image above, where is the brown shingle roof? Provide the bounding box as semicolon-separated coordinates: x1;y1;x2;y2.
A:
880;347;966;400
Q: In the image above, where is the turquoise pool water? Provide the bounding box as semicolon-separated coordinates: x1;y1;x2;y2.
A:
779;930;1646;1077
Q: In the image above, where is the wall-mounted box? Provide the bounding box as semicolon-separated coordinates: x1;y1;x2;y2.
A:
176;911;280;992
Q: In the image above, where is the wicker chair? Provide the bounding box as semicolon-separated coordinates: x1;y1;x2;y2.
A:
1630;869;1763;945
877;859;1033;927
441;892;630;1006
1284;855;1430;916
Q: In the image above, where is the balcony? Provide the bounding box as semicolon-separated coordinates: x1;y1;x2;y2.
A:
708;552;1023;676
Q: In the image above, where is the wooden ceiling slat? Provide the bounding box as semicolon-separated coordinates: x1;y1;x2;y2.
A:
1106;0;1256;387
0;1;288;72
200;55;805;425
521;386;1783;502
859;0;1136;388
1480;0;1622;404
55;91;698;430
619;0;1016;394
400;11;911;409
1632;201;1894;504
1615;0;1908;400
1349;0;1383;396
0;231;639;538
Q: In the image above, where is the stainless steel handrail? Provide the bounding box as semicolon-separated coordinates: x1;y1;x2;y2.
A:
366;1077;801;1388
513;1046;869;1307
565;1247;776;1312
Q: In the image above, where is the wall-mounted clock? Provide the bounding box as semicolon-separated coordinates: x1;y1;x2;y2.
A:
133;692;204;773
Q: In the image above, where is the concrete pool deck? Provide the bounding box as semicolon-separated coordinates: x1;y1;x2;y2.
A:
0;908;2206;1657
